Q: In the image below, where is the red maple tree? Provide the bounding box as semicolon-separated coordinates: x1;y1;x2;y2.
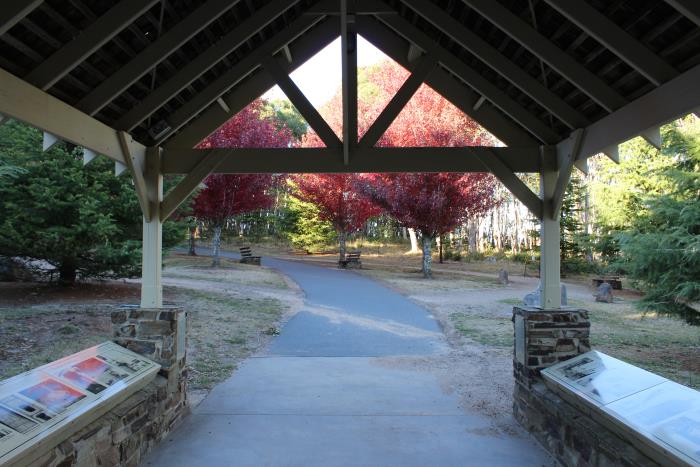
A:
193;98;294;266
302;60;496;148
358;173;496;277
290;173;381;262
197;98;294;149
302;60;499;276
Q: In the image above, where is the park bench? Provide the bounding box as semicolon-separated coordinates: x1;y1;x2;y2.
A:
239;246;261;265
338;251;362;269
592;275;622;290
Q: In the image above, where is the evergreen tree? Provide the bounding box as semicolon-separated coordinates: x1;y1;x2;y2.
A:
617;122;700;323
0;121;184;284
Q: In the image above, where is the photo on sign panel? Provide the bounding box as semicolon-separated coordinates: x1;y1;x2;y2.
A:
19;378;85;414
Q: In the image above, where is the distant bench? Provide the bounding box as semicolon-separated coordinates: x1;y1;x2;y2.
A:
592;275;622;290
239;246;261;265
339;251;361;269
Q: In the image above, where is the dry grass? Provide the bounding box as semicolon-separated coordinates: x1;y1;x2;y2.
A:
354;259;700;391
0;254;300;397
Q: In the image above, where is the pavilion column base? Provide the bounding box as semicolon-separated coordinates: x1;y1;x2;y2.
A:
511;307;659;466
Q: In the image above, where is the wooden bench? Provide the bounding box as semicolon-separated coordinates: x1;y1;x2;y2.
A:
592;275;622;290
338;251;361;269
239;246;261;265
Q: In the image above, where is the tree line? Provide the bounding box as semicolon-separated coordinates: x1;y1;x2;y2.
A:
1;58;698;323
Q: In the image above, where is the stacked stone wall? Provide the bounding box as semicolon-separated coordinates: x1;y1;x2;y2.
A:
512;306;659;467
29;307;188;467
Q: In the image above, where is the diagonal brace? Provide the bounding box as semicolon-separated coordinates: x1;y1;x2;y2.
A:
160;150;223;221
472;148;543;219
261;55;342;148
551;129;585;219
359;53;437;147
118;131;151;221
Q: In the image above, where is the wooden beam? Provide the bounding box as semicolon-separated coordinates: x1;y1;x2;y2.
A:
544;0;678;86
261;55;342;148
160;150;224;221
359;53;437;148
341;0;358;164
161;146;543;174
665;0;700;27
156;14;329;145
403;0;588;130
76;0;240;115
472;149;543;219
551;129;584;218
118;131;151;221
0;68;129;164
356;16;539;147
305;0;396;15
162;19;339;149
575;64;700;160
0;0;43;36
114;0;299;131
462;0;627;113
24;0;160;90
377;11;561;144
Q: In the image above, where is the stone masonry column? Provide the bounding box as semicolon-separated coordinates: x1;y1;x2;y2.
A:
512;306;590;432
112;306;188;404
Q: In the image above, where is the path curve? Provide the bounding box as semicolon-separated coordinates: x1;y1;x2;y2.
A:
143;250;552;466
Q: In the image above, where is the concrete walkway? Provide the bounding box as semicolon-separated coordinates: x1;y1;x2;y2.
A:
143;253;552;466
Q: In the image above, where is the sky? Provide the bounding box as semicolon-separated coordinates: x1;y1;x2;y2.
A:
263;35;389;108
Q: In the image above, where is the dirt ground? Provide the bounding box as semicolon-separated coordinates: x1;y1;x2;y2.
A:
0;253;303;407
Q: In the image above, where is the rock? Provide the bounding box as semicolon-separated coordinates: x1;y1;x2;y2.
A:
522;283;568;307
595;282;614;303
498;269;509;285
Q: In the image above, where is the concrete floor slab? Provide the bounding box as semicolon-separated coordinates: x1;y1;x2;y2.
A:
144;252;553;466
144;413;550;467
197;357;463;416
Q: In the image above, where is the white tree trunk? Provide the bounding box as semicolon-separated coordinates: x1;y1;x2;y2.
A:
408;228;420;253
211;224;222;267
422;235;433;278
339;230;347;262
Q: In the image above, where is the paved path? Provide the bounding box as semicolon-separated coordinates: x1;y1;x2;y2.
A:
143;252;552;466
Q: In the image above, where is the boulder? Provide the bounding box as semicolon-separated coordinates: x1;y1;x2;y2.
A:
595;282;614;303
498;268;509;285
522;283;568;307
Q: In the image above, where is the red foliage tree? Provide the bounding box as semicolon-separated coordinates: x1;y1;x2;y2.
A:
193;98;294;266
302;60;496;148
193;174;274;266
291;173;381;261
303;60;500;276
359;173;497;277
197;99;294;149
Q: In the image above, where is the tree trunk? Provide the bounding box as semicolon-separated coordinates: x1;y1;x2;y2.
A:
339;230;347;262
188;225;197;256
211;224;222;267
422;235;433;278
408;228;419;253
58;260;77;286
467;218;478;252
438;235;443;264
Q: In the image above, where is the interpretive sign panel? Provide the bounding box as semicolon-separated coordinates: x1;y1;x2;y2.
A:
543;351;700;467
0;342;159;466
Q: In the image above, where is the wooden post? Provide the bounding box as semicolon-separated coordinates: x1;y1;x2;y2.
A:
539;165;561;309
141;147;163;308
